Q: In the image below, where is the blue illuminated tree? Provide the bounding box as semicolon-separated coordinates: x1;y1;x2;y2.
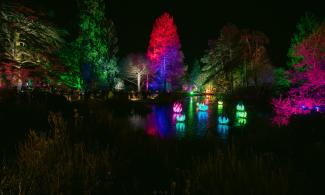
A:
147;12;184;92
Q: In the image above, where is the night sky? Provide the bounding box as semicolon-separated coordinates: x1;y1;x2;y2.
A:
18;0;325;66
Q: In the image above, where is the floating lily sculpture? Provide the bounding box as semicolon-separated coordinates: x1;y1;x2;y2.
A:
173;102;183;113
176;114;186;122
218;116;229;124
236;103;245;111
197;103;208;111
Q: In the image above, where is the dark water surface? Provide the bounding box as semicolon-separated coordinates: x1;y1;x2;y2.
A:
128;95;267;142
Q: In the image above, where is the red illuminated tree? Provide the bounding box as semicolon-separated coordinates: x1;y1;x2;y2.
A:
147;12;184;91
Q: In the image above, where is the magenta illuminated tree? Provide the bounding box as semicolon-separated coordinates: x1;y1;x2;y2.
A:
147;12;184;91
272;23;325;126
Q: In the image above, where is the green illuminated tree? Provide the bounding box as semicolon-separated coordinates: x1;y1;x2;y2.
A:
77;0;118;90
201;24;241;93
287;12;319;68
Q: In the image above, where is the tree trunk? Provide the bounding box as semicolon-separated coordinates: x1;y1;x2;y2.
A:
137;73;141;93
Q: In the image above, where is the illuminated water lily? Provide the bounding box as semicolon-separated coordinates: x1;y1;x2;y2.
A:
176;114;186;122
218;116;229;124
197;103;208;111
236;103;245;111
236;111;247;118
173;102;182;113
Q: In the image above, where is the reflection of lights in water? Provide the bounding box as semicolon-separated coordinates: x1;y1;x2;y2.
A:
176;114;186;122
129;115;145;129
198;111;208;121
176;122;185;132
217;124;229;140
173;102;182;113
197;111;208;138
205;95;211;104
218;116;229;124
146;106;169;138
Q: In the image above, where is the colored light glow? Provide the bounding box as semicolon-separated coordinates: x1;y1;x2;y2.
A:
235;118;247;127
197;103;208;111
176;122;185;132
236;104;245;111
315;106;320;112
217;124;229;139
218;116;229;124
173;102;183;113
198;111;208;121
176;114;186;122
218;101;223;105
236;111;247;118
189;91;194;95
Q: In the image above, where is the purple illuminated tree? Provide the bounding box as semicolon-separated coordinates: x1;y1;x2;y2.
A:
147;12;184;91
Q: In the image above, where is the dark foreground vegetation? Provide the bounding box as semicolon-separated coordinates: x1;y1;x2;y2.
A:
1;90;325;195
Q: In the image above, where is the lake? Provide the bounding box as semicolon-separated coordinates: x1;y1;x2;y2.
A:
127;95;264;142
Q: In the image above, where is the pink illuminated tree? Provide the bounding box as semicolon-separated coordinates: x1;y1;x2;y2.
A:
147;12;184;91
272;23;325;126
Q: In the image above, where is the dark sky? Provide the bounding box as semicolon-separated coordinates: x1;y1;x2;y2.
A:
19;0;325;66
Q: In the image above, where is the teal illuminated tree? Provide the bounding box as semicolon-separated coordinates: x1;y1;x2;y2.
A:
77;0;118;90
147;12;184;91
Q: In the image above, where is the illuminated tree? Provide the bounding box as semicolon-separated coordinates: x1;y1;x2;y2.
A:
287;12;319;68
240;30;273;87
272;23;325;125
77;0;119;90
121;54;149;92
0;4;65;87
201;25;273;94
147;12;184;91
201;24;242;93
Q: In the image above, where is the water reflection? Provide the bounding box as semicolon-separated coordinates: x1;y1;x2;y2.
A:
217;124;229;140
133;97;254;140
176;122;186;138
146;106;170;138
